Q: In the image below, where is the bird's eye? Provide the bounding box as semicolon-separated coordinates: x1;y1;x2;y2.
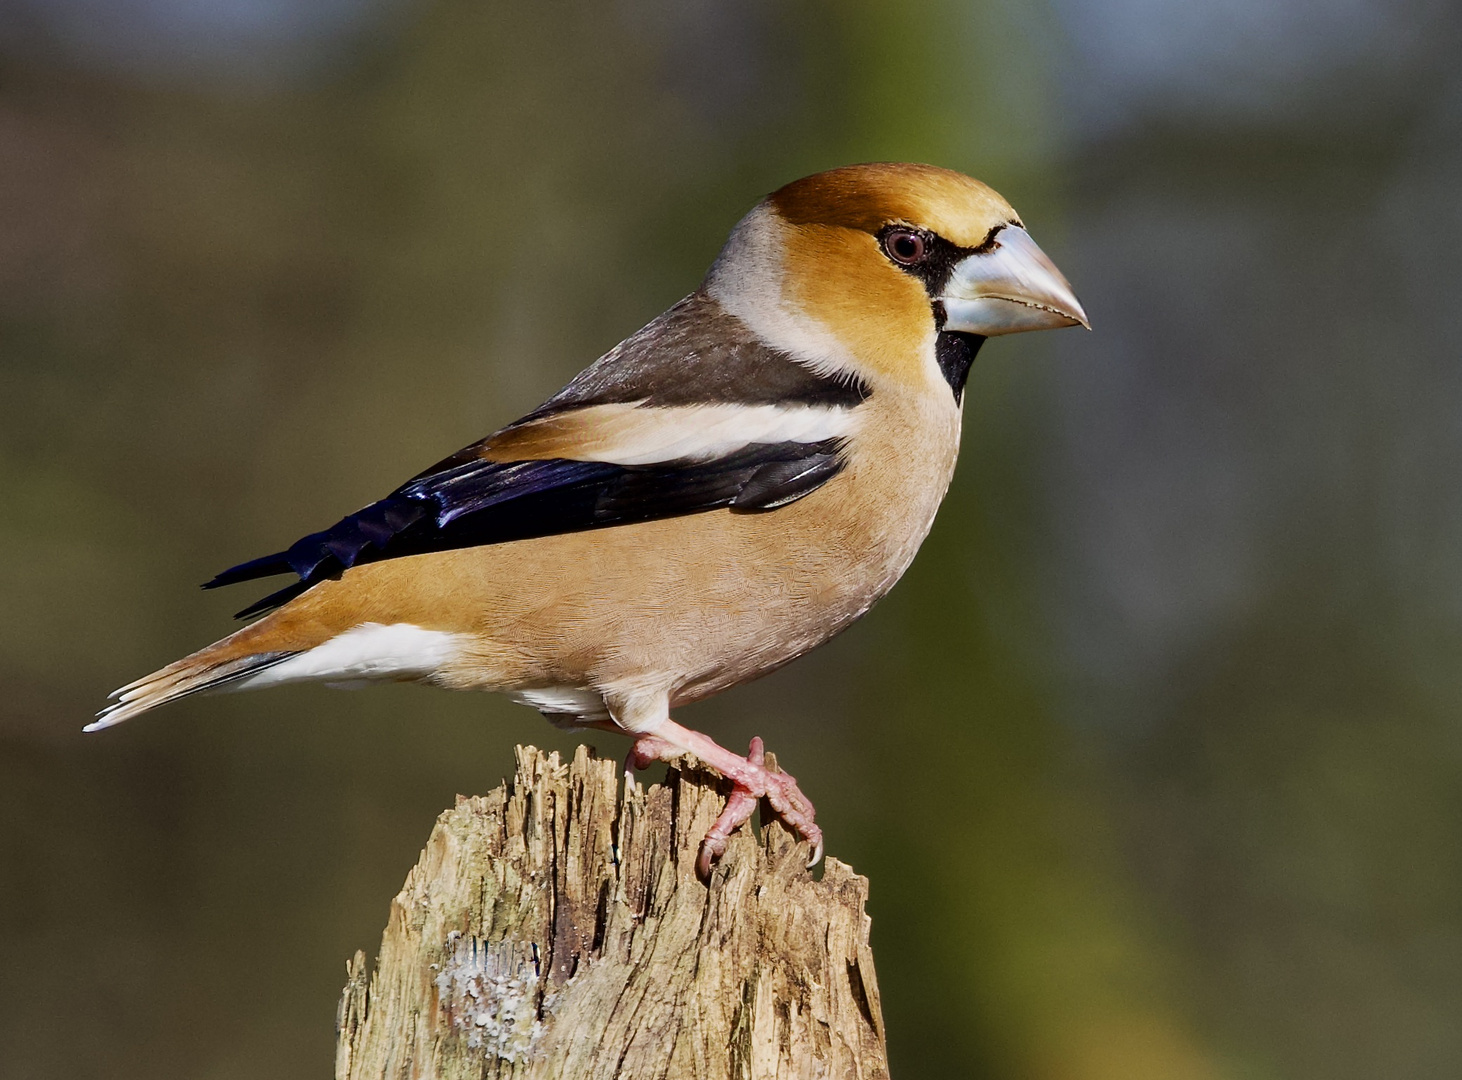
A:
883;229;927;266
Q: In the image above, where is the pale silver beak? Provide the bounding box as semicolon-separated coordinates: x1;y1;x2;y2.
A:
940;225;1089;335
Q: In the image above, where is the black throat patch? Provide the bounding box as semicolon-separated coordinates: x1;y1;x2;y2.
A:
934;331;984;403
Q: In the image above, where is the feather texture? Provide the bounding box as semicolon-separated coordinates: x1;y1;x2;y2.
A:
532;291;869;413
481;401;858;465
205;437;851;617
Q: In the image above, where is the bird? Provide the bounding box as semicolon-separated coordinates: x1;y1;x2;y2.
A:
91;162;1087;877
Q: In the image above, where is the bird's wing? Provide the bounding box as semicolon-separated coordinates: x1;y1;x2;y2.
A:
206;293;869;618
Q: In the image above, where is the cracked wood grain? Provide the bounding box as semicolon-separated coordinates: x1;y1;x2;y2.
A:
335;744;889;1079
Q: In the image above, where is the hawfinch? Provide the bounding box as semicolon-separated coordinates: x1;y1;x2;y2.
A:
93;163;1087;875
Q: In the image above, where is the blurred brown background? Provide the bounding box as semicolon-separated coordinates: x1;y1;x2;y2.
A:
3;1;1461;1077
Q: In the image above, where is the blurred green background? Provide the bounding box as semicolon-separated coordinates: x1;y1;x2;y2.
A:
3;0;1461;1077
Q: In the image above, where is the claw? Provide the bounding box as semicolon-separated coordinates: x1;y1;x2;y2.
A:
625;723;824;879
807;838;824;869
696;783;760;879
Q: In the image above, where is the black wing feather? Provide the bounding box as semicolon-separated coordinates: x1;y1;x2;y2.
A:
205;439;847;618
730;453;845;510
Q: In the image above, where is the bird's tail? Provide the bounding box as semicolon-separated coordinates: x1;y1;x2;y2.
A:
88;627;301;732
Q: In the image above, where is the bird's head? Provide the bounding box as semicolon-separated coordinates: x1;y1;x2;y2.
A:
705;162;1087;393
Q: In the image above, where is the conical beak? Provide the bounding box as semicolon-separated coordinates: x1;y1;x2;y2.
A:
939;225;1089;336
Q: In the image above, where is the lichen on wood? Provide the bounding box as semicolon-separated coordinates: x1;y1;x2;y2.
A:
335;744;889;1079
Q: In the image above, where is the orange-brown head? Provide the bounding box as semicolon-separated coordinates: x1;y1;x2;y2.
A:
706;162;1087;393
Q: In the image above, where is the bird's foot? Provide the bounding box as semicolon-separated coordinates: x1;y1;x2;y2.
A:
624;722;823;878
695;736;823;878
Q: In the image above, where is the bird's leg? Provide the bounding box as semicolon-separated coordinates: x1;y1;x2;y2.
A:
624;718;824;877
575;719;675;776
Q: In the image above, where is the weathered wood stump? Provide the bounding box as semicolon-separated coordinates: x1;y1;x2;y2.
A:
335;745;889;1079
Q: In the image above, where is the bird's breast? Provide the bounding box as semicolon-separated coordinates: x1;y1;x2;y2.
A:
656;388;964;701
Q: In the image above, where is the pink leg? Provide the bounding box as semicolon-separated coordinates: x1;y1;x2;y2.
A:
623;718;824;877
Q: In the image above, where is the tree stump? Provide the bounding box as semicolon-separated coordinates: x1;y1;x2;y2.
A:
335;745;889;1079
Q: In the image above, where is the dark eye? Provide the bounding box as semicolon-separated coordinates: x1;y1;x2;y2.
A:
883;229;927;265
